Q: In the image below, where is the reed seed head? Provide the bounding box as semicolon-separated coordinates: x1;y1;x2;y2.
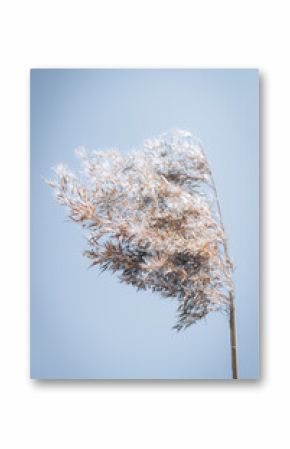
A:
47;130;233;330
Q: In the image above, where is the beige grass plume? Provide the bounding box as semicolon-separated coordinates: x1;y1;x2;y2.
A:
47;129;235;331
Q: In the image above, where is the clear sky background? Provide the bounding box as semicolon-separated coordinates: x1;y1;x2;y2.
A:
31;69;259;379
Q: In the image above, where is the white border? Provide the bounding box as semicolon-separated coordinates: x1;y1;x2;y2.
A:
0;1;287;447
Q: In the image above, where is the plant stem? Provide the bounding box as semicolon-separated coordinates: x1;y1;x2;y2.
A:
229;290;238;379
211;177;239;379
199;145;239;379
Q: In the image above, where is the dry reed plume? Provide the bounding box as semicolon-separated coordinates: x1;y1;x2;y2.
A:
47;130;235;336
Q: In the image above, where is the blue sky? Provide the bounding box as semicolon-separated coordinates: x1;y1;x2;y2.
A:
30;69;259;379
